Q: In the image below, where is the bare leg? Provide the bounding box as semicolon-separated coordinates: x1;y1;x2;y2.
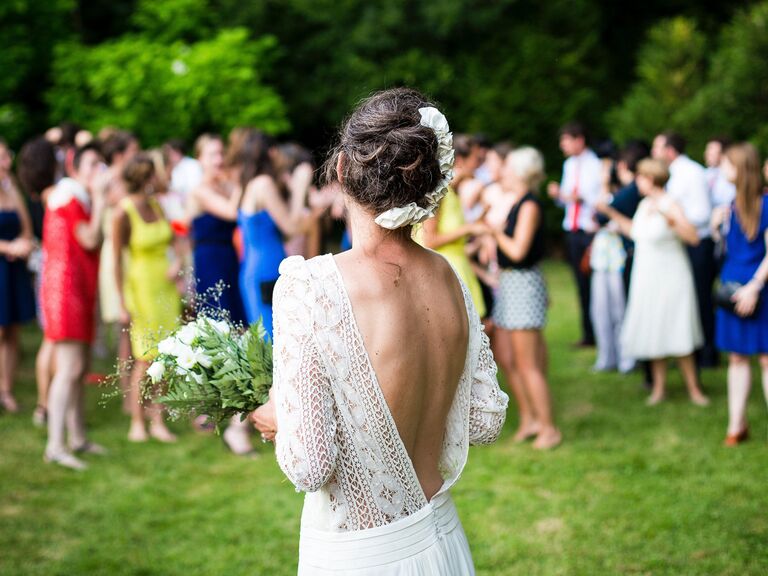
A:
759;355;768;409
510;329;561;450
35;337;55;413
45;342;87;469
494;327;537;441
726;353;751;435
0;325;20;412
128;359;149;442
223;413;254;455
118;324;133;414
648;359;667;405
678;353;709;405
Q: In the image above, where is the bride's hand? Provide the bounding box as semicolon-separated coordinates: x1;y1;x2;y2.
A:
250;398;277;442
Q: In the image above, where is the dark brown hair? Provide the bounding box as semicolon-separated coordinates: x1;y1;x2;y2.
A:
18;137;56;197
102;130;136;164
122;153;155;194
323;88;443;217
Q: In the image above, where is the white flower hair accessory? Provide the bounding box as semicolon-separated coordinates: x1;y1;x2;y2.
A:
373;106;454;230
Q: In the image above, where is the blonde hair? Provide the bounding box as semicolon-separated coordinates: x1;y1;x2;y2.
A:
508;146;545;189
726;142;763;241
636;158;670;188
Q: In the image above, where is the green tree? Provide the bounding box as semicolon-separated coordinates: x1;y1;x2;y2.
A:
681;2;768;151
46;0;288;145
606;17;707;146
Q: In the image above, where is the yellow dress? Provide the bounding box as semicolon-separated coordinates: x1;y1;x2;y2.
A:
415;188;486;317
122;197;181;360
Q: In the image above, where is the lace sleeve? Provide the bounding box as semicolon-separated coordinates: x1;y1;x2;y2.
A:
273;258;338;492
468;323;509;445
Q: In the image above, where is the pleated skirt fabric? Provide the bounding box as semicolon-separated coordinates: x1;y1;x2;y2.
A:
297;492;475;575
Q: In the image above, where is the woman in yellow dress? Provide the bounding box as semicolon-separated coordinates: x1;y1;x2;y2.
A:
419;135;488;317
114;154;182;442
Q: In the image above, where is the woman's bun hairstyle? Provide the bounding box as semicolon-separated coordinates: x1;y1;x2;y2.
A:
323;87;442;215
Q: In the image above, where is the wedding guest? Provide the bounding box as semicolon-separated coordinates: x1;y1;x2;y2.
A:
17;137;57;426
0;140;36;413
188;134;246;324
188;134;251;455
237;132;309;336
590;141;653;380
273;142;320;258
163;139;203;203
705;136;736;209
95;131;138;397
491;147;561;449
652;132;717;367
113;154;181;443
420;135;489;318
599;159;709;406
711;143;768;445
42;142;107;470
547;122;601;347
454;134;486;224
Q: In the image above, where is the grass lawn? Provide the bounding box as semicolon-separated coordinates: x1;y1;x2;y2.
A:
1;260;767;575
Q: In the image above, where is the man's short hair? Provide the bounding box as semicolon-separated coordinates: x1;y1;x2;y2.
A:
559;121;588;141
661;131;686;155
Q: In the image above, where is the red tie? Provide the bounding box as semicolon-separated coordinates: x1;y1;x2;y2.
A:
570;159;581;232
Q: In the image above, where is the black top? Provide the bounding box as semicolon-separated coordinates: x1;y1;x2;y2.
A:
497;192;545;269
596;180;641;251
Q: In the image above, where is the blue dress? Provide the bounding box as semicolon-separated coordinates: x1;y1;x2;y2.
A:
716;196;768;354
238;210;286;337
191;213;246;325
0;211;35;326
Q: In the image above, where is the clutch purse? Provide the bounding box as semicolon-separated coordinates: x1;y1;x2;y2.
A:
714;281;761;318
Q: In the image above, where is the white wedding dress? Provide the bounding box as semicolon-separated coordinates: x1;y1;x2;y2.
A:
272;254;509;575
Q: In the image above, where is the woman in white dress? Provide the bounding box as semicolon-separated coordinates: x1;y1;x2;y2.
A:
597;158;709;406
251;88;509;575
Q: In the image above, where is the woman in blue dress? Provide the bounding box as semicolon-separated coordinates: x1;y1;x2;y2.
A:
0;140;36;413
188;134;246;325
713;143;768;446
237;131;312;338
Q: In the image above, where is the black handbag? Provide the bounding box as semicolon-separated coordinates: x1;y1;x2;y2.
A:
714;281;761;319
260;279;278;306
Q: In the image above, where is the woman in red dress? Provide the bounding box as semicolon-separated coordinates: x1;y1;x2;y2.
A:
42;142;107;470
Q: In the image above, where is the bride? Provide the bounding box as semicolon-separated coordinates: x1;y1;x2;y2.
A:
251;88;509;575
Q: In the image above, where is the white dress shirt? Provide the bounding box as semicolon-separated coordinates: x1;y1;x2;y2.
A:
667;155;712;239
559;148;602;233
170;156;203;201
706;166;736;208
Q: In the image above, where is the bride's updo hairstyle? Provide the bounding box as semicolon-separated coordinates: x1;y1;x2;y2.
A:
324;88;443;217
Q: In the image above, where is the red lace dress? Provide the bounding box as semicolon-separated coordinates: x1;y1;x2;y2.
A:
41;178;100;343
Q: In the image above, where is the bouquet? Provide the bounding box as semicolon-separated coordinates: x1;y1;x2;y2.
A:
145;316;273;431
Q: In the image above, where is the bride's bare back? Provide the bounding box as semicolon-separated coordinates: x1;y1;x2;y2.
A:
334;245;469;501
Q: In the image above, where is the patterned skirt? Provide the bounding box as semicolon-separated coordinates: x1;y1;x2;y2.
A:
492;266;548;330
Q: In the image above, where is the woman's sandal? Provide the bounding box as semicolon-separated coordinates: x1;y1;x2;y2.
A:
724;427;749;447
44;451;88;471
72;441;108;456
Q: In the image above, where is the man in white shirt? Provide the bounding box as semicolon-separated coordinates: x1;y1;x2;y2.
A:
704;137;736;208
548;122;601;347
652;132;718;367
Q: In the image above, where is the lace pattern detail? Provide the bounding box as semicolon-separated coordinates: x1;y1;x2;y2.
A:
273;254;508;532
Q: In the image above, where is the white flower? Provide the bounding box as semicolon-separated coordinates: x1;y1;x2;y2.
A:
209;319;230;336
157;336;178;356
177;324;199;346
176;345;198;370
418;107;450;134
187;371;203;384
194;348;212;368
147;362;165;383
